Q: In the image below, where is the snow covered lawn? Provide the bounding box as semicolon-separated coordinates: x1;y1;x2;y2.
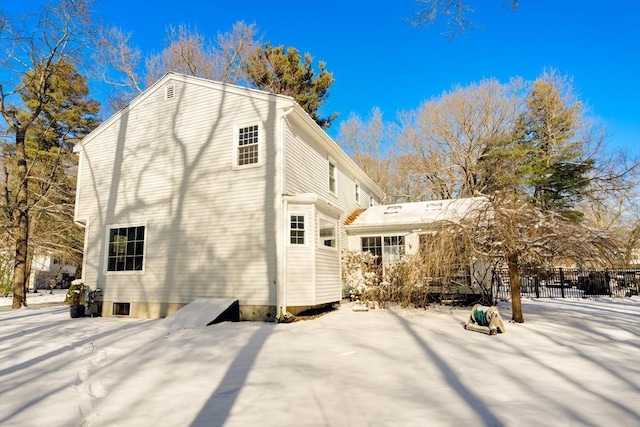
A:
1;298;638;427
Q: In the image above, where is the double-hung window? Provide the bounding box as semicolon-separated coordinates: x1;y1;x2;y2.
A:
328;161;337;195
237;124;259;166
361;237;382;265
383;236;406;267
290;215;305;245
107;225;145;272
361;235;405;268
319;218;337;248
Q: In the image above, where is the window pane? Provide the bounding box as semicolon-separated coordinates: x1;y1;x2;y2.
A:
319;219;336;248
107;226;146;272
362;237;382;262
238;125;259;166
329;162;336;193
290;216;305;244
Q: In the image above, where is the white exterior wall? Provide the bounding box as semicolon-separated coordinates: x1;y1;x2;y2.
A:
283;118;382;304
285;204;315;306
76;76;288;308
315;211;341;303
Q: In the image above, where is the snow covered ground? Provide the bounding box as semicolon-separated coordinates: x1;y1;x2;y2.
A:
0;298;638;427
0;289;67;307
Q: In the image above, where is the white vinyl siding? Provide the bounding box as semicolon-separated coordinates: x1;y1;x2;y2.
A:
76;78;283;306
286;205;314;305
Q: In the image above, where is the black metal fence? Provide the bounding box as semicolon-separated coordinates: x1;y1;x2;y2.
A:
492;268;640;300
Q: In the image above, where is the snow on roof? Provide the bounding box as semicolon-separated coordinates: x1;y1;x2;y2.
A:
346;197;487;230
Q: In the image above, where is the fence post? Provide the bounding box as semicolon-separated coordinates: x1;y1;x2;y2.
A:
559;268;565;298
534;271;540;299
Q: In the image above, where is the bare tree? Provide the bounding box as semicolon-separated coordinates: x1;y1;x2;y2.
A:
95;21;260;111
338;108;394;199
0;1;98;308
410;0;520;38
397;78;524;200
145;24;215;86
93;26;144;111
213;21;260;84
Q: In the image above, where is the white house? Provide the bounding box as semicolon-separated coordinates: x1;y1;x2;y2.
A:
345;197;491;298
28;254;77;291
345;197;487;267
74;73;384;320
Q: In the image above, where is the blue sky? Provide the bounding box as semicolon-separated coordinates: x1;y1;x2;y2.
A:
5;0;640;155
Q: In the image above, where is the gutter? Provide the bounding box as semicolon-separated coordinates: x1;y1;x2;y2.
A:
276;105;294;323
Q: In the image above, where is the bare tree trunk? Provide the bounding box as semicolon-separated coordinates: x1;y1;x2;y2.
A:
12;128;28;309
507;252;524;322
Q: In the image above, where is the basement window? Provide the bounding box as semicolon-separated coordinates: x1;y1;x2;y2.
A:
112;302;131;316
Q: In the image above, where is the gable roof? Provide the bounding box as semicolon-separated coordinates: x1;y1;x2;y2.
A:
74;72;295;152
345;197;487;233
74;72;385;200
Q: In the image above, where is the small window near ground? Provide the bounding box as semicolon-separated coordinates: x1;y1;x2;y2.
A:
237;125;259;166
107;226;145;272
112;302;131;316
329;161;337;195
319;219;336;248
290;215;305;245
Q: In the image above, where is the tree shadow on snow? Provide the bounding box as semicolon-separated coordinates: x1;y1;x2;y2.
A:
387;307;505;427
190;323;272;427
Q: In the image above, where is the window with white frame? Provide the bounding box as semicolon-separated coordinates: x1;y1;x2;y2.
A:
361;236;382;265
319;218;336;248
383;236;406;267
107;225;145;272
328;161;337;195
369;195;375;207
355;182;361;203
237;124;259;166
361;235;405;268
290;215;305;245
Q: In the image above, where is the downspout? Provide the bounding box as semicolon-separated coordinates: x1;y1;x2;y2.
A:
276;105;294;322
